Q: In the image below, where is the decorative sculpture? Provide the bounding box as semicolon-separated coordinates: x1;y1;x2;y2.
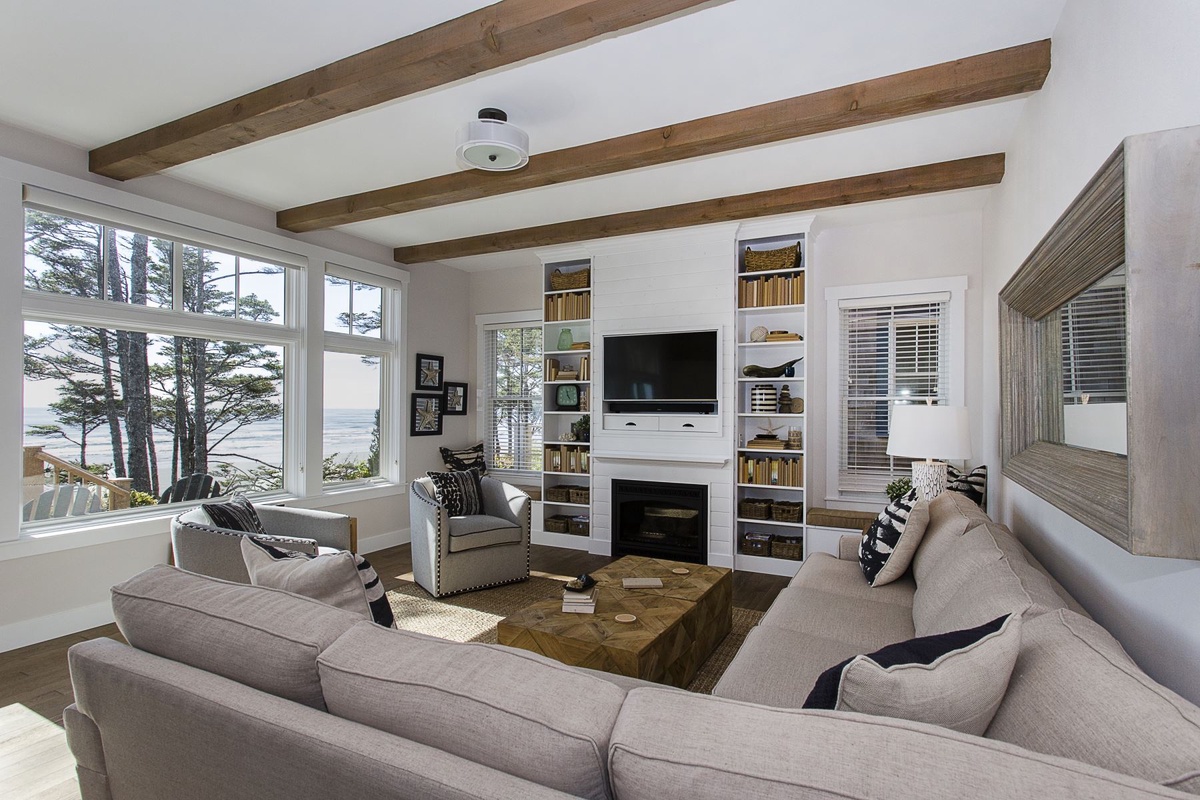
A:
742;357;803;378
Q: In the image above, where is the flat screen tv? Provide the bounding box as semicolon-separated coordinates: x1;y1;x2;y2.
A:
603;330;718;413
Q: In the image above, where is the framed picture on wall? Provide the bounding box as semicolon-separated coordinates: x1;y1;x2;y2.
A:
415;353;444;392
411;394;443;436
444;382;468;415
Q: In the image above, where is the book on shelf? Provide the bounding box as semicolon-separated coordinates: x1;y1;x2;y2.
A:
737;453;804;486
563;586;597;604
545;357;560;381
738;273;806;309
545;291;592;322
561;602;596;614
747;437;787;450
569;341;591;350
765;332;802;341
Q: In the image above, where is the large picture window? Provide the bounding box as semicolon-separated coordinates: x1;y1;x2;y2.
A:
22;206;296;524
481;320;543;475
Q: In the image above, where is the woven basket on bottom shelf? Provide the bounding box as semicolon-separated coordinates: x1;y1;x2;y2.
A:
743;243;799;272
770;536;803;560
738;531;773;556
549;267;590;290
544;515;572;533
569;516;590;536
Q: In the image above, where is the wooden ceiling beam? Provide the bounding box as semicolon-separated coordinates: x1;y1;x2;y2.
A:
392;153;1006;263
282;40;1047;233
88;0;726;181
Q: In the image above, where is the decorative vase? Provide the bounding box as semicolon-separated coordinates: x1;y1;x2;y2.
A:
750;384;778;414
742;357;803;378
557;328;574;351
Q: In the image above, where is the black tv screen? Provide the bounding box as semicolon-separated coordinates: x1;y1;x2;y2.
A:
604;331;718;402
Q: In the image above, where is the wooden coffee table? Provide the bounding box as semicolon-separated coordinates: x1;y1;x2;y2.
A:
497;555;732;687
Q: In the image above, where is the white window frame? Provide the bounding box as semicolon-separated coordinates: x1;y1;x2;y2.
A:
825;277;967;503
320;264;404;491
476;310;542;483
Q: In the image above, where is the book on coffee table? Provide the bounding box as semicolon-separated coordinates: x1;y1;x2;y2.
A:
562;586;597;613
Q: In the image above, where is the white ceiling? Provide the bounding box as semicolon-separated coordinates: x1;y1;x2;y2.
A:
0;0;1066;270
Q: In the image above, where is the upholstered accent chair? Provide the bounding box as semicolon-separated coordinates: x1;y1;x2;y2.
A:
410;475;531;597
171;504;355;584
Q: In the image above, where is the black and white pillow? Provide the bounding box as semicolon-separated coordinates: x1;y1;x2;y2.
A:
202;493;267;535
947;465;988;510
859;489;929;586
426;469;483;517
439;443;488;475
240;537;395;629
803;614;1021;735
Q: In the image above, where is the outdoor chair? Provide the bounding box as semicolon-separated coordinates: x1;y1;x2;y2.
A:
159;474;223;504
22;484;101;521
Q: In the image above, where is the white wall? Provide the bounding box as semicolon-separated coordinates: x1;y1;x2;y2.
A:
0;124;472;652
980;0;1200;703
808;205;985;508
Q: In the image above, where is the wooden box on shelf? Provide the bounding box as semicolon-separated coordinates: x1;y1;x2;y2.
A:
738;531;773;556
544;515;572;534
738;498;772;519
770;535;804;561
770;500;804;523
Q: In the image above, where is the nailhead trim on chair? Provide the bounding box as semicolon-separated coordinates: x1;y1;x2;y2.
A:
176;520;317;550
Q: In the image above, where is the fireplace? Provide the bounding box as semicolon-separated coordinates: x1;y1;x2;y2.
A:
612;479;707;564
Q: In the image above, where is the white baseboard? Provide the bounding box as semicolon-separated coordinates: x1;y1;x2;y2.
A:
0;600;114;654
708;553;734;570
358;527;409;555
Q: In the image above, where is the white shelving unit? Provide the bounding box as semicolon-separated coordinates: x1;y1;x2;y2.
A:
733;231;810;578
539;259;593;551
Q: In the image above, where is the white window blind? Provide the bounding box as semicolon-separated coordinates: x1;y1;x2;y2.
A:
838;296;950;494
1062;281;1127;404
483;323;543;475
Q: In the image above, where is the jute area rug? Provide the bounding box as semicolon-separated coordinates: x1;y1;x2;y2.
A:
387;575;763;694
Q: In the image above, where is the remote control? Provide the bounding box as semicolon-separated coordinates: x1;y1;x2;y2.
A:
622;578;663;589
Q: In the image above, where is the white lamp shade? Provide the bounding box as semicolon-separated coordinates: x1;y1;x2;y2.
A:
886;404;971;460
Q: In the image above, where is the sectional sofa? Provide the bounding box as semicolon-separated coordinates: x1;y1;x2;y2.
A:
64;492;1200;799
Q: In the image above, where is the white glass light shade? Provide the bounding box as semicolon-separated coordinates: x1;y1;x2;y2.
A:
455;118;529;171
886;404;971;460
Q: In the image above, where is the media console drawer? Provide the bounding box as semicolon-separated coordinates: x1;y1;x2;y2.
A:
602;414;719;433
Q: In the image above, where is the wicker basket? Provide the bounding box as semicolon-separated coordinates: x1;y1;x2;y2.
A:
549;267;590;291
544;514;572;533
771;535;804;561
743;243;799;273
738;531;773;556
569;515;590;536
569;486;590;504
770;500;804;523
738;498;772;519
546;485;572;503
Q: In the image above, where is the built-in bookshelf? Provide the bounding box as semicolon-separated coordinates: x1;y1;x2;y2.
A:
733;230;810;578
540;259;593;551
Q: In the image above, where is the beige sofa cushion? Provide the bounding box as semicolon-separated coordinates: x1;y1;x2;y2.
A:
760;585;915;651
911;490;992;586
712;625;864;708
609;688;1185;800
318;622;627;800
983;522;1092;618
790;552;917;609
812;614;1022;736
110;565;361;709
987;609;1200;795
912;525;1030;636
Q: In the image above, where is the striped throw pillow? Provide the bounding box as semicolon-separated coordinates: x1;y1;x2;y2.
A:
426;470;483;517
947;465;988;510
202;493;267;535
439;443;487;474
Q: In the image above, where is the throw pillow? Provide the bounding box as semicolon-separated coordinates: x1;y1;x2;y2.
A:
439;443;487;475
426;469;483;517
240;537;395;628
804;613;1021;736
947;464;988;510
859;490;930;586
202;492;267;535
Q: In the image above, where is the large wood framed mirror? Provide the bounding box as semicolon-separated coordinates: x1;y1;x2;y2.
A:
999;125;1200;560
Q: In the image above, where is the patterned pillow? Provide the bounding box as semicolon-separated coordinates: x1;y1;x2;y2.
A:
202;493;267;535
240;537;395;629
947;464;988;510
859;489;930;586
439;443;487;475
426;470;483;517
803;613;1021;736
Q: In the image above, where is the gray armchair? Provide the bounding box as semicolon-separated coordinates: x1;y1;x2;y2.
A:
410;475;530;597
171;504;354;583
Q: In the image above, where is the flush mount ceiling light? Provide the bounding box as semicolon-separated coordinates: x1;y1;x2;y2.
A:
455;108;529;171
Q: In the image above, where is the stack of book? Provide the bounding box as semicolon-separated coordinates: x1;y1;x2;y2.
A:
562;586;597;614
747;436;787;450
765;331;802;342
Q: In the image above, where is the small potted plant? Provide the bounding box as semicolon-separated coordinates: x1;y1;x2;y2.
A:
885;476;912;502
570;416;590;443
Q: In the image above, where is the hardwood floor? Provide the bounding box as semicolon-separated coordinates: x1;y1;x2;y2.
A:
0;543;788;798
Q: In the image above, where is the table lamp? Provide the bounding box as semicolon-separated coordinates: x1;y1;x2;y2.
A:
886;402;971;501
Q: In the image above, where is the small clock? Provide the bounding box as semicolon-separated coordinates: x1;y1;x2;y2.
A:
555;383;581;411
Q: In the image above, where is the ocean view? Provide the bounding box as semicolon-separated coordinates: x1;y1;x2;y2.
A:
23;407;378;490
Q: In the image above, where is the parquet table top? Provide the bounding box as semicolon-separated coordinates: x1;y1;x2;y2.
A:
497;555;732;687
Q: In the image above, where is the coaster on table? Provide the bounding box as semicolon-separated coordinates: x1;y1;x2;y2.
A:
622;577;663;589
615;613;637;623
672;568;690;575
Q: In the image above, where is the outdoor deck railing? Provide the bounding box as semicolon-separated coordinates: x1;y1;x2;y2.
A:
23;445;133;514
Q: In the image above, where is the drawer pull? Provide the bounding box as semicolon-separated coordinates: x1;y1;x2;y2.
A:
683;423;695;428
625;422;637;427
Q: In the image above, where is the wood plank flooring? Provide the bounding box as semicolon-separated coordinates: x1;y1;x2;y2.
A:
0;543;788;798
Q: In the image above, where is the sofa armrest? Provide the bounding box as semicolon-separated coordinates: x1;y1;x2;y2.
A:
838;534;860;561
480;477;530;529
256;505;352;552
64;703;112;800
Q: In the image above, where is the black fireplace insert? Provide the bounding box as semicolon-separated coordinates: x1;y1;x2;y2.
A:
612;479;707;564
